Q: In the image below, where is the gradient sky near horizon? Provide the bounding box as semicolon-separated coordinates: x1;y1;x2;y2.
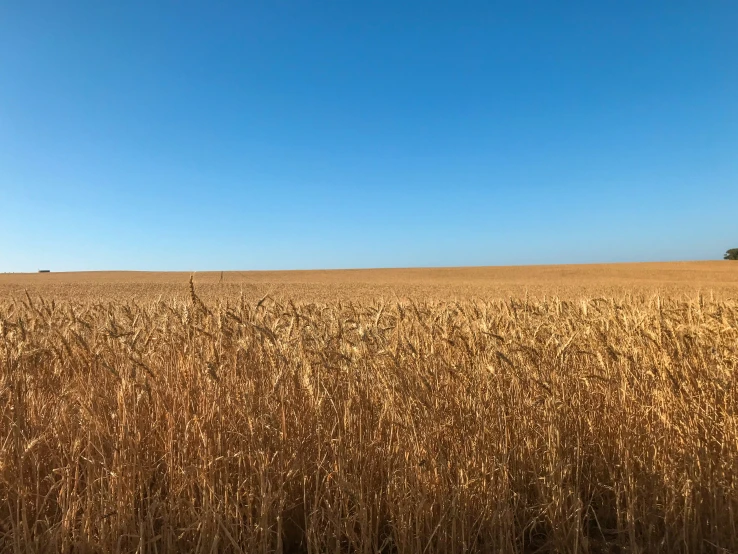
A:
2;1;736;272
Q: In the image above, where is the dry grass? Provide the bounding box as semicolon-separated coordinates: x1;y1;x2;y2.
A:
1;264;737;552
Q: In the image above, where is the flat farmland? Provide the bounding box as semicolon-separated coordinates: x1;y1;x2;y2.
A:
1;261;737;552
1;261;737;302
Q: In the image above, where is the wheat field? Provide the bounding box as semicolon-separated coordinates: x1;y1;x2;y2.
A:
1;263;737;552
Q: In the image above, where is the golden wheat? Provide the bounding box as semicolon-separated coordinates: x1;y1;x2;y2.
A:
1;283;737;552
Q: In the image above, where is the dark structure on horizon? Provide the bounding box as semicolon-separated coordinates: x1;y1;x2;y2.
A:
725;249;738;260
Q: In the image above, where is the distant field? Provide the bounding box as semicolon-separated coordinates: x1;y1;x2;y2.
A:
1;261;737;552
1;261;736;302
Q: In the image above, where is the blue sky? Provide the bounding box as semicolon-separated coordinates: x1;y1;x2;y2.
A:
2;1;736;271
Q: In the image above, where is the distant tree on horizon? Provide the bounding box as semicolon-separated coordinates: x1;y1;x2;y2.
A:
725;248;738;260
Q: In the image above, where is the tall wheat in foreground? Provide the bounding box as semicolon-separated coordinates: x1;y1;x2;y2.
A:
1;290;736;552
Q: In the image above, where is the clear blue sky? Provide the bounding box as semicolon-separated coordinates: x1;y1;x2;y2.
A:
2;1;736;271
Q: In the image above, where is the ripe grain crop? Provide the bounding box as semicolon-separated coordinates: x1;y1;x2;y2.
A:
2;261;737;303
1;275;737;552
